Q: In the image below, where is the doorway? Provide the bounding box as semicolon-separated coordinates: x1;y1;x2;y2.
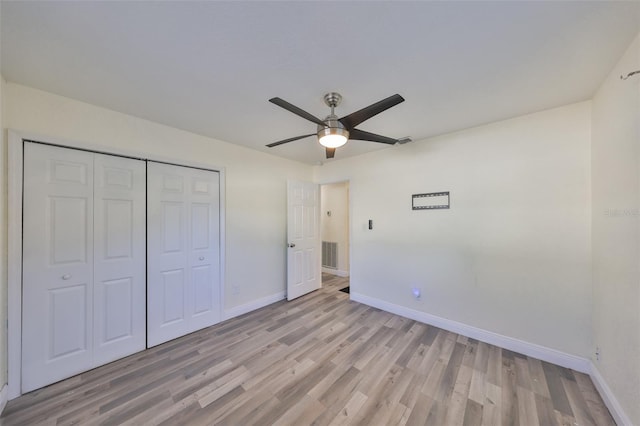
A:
320;181;350;286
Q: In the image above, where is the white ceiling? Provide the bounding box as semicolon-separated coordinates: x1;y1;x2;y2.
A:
1;1;639;164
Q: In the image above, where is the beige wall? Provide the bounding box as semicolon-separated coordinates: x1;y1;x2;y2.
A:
4;83;312;313
320;182;349;275
591;33;640;425
315;102;593;358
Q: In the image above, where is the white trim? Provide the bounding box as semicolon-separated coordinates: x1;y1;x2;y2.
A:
7;130;228;399
321;267;349;277
223;291;285;321
9;129;226;172
351;292;590;374
589;362;633;426
8;131;23;400
0;384;8;415
218;169;227;326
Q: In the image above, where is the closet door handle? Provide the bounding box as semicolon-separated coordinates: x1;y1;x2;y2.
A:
62;274;72;280
199;256;205;261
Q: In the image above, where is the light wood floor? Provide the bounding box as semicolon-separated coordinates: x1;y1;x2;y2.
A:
3;275;615;425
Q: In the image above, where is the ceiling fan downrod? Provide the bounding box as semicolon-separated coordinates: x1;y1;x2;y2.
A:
323;92;342;116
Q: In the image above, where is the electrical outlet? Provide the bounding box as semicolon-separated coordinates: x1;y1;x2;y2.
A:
412;287;421;300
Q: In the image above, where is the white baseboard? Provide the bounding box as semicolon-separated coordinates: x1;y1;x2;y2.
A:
0;384;7;415
223;291;285;321
351;292;590;374
589;362;633;426
322;267;349;277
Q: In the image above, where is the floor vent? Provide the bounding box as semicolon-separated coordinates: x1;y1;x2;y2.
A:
322;241;338;269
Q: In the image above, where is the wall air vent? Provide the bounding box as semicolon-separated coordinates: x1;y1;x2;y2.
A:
322;241;338;269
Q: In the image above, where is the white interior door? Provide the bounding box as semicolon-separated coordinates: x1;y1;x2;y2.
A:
287;180;321;300
147;162;221;347
93;153;146;365
22;143;95;392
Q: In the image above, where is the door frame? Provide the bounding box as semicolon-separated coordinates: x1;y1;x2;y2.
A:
7;130;227;400
319;180;351;278
317;178;352;283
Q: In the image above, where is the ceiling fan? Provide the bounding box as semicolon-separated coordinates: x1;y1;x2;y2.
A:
266;92;407;159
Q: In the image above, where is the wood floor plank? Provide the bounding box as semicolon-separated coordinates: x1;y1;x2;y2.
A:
2;274;615;426
527;357;552;399
364;366;414;425
271;394;324;426
351;365;406;425
443;363;473;425
516;385;540;426
399;373;428;409
434;341;466;403
562;376;597;426
397;331;428;368
468;369;486;405
196;366;251;408
533;392;557;426
486;344;503;386
405;393;435;426
481;382;502;426
573;371;616;426
463;398;484;426
421;358;447;398
327;390;368;426
501;355;520;426
542;361;574;417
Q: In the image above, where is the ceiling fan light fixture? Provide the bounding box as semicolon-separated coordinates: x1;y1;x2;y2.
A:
318;128;349;148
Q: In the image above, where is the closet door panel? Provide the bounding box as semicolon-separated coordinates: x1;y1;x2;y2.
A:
22;143;95;393
147;163;190;346
188;170;221;330
93;154;146;365
147;163;220;346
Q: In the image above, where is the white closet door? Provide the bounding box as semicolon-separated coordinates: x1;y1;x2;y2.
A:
22;143;147;393
22;143;95;392
147;162;221;347
188;167;221;332
93;153;146;365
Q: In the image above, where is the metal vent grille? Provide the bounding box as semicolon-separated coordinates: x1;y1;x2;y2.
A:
322;241;338;269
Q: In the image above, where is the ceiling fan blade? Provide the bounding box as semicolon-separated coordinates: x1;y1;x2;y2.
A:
349;128;399;145
266;133;316;148
339;94;405;130
269;97;327;127
325;147;336;159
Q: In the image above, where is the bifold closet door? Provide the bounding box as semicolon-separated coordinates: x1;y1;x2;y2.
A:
93;153;146;366
147;162;221;347
22;143;146;393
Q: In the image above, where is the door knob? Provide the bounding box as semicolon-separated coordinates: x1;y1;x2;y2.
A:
288;243;296;248
199;256;205;260
62;274;72;280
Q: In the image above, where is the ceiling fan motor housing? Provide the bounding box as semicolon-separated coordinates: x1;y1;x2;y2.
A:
317;116;349;147
318;93;349;146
